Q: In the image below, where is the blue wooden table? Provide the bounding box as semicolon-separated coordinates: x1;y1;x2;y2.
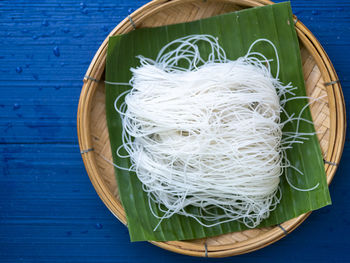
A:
1;0;349;262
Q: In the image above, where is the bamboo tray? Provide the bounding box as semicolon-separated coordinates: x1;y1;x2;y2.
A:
77;0;346;257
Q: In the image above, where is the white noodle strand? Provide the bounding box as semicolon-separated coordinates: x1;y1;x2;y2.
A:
108;35;319;229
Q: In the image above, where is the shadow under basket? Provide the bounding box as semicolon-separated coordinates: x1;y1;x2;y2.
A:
77;0;346;257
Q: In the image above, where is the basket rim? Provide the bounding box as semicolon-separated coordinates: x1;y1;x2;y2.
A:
77;0;346;258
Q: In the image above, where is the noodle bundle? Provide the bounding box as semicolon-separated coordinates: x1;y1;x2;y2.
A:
111;35;317;229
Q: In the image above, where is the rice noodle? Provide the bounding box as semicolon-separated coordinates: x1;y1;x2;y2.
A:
109;35;318;229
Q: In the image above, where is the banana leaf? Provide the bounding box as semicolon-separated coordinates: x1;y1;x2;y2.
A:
105;2;331;242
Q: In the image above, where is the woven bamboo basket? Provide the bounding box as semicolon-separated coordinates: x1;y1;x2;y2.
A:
77;0;346;257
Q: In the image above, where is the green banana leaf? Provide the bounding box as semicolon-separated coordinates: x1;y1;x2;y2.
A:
105;2;331;242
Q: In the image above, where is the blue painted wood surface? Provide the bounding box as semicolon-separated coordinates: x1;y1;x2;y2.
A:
0;0;349;262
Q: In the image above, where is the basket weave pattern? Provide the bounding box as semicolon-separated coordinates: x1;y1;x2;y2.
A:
77;0;345;257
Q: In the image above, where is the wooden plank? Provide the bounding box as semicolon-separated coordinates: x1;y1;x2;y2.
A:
0;0;349;262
